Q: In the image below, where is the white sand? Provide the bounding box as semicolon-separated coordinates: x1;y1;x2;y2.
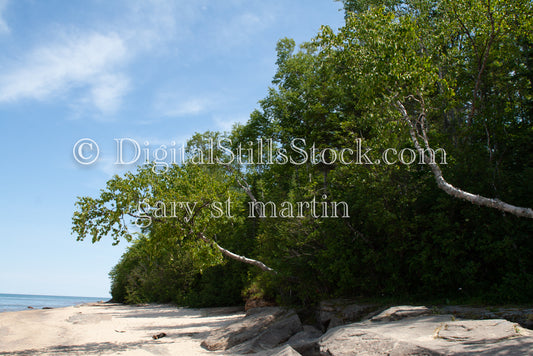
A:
0;302;245;355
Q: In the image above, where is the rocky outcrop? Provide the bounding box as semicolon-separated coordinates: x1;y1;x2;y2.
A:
227;311;303;354
201;304;533;355
201;307;303;353
440;305;533;330
320;327;440;355
319;315;533;355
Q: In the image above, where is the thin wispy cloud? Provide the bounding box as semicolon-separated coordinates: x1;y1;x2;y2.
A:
69;73;130;118
0;0;185;118
154;92;214;117
90;74;130;114
0;0;281;120
0;0;9;35
0;32;128;114
213;114;249;132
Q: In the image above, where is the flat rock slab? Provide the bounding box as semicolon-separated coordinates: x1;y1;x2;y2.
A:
319;315;533;355
370;305;431;322
435;319;518;343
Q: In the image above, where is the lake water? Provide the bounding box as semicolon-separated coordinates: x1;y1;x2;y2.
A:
0;293;108;313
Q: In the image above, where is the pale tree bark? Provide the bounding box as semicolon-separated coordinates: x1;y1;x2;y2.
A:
128;210;277;273
197;232;276;273
224;164;263;217
396;98;533;219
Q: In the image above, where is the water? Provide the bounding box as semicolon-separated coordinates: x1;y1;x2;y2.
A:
0;293;108;313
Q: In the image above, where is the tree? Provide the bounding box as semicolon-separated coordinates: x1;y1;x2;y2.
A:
72;133;276;274
324;0;533;218
74;0;533;305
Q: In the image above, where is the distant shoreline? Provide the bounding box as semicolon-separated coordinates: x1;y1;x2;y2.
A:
0;293;108;313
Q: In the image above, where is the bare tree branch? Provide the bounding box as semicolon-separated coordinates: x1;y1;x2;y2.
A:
197;232;276;273
396;99;533;219
224;164;263;217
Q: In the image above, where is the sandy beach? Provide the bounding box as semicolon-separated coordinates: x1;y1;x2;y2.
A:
0;302;245;355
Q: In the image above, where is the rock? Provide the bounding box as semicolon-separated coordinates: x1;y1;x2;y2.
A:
286;325;323;356
252;345;302;356
152;332;166;340
319;314;533;355
324;332;439;355
201;307;299;351
370;305;431;322
227;311;303;354
320;324;441;356
317;299;378;330
434;319;517;343
440;305;533;330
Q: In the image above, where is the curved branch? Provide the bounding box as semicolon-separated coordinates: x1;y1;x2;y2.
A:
396;100;533;219
197;232;277;273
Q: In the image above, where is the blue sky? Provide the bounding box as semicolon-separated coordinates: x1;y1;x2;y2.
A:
0;0;345;298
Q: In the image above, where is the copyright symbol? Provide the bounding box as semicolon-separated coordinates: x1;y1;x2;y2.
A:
73;138;100;165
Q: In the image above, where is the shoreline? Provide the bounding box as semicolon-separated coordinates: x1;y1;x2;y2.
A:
0;293;108;314
0;302;245;355
2;301;533;355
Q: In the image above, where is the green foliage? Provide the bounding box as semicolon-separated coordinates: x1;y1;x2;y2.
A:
184;261;248;307
74;0;533;307
109;235;246;306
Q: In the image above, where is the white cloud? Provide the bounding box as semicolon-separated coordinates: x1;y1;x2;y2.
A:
154;92;214;117
0;0;277;118
89;74;130;114
0;32;129;114
0;0;9;35
0;0;187;117
213;114;249;132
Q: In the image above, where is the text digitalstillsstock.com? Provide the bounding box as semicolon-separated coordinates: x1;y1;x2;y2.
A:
74;137;447;220
73;137;447;169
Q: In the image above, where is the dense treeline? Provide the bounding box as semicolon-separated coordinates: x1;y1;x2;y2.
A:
73;0;533;306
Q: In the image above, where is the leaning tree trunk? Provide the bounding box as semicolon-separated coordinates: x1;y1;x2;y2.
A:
396;99;533;219
197;232;276;273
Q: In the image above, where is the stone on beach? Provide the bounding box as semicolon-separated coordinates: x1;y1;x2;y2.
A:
319;314;533;355
370;305;432;322
201;306;303;353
